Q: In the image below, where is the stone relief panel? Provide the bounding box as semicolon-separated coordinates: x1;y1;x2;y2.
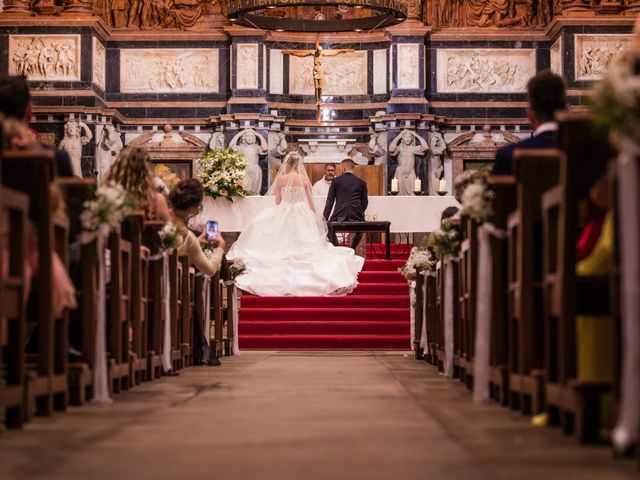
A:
437;49;536;93
550;36;562;76
120;49;219;93
424;0;551;28
236;44;259;90
93;37;106;91
9;35;81;81
397;44;420;90
574;34;631;81
373;49;388;95
289;51;367;96
269;49;284;95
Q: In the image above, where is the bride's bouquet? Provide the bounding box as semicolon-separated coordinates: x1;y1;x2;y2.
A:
199;147;252;202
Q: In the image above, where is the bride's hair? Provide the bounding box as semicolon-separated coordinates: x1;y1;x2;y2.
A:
284;151;302;170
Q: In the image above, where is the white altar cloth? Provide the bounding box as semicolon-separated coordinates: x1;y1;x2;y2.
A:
202;195;459;233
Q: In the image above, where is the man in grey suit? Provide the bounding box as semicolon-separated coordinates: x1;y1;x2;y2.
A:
323;158;369;249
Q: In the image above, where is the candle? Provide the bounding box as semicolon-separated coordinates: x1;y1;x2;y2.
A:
414;178;422;192
391;178;399;193
439;179;447;192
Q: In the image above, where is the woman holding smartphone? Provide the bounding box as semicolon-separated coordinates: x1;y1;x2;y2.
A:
170;179;225;277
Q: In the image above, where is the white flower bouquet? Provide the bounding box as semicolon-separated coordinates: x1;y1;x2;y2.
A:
199;147;252;202
400;247;436;281
431;219;461;258
158;222;184;252
461;180;495;223
229;258;248;280
80;183;132;237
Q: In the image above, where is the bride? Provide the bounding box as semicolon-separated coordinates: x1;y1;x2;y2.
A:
228;152;364;296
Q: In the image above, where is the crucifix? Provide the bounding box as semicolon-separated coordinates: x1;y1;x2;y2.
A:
282;35;354;123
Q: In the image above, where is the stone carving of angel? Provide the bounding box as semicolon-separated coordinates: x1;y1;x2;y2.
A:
59;120;93;178
388;129;428;196
96;124;123;182
229;128;268;195
208;131;225;151
427;125;447;196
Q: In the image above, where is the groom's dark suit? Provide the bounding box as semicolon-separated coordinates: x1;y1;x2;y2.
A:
323;171;368;249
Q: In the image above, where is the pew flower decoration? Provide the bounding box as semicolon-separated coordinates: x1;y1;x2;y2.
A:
158;222;184;253
592;48;640;147
199;147;252;202
461;179;495;223
229;259;248;280
431;219;461;258
400;247;436;281
80;183;132;236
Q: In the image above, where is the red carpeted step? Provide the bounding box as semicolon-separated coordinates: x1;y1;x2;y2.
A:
241;320;409;336
358;271;406;284
241;295;409;309
239;334;410;350
351;283;408;296
361;260;405;272
240;307;409;323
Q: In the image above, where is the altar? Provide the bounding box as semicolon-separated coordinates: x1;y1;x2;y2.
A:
203;195;459;233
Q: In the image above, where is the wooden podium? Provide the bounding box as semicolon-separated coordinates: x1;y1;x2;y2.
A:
272;164;384;196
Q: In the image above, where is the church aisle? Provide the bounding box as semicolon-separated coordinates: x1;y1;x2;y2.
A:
0;352;635;480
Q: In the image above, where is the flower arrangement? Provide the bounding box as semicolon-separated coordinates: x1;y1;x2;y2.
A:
199;147;252;202
399;247;437;281
229;259;248;280
431;219;461;258
80;183;132;237
158;222;184;253
461;179;495;223
592;47;640;148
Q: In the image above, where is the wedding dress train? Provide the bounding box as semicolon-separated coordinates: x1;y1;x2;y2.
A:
228;186;364;296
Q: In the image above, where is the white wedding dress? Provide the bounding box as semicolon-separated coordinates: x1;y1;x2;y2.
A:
228;185;364;296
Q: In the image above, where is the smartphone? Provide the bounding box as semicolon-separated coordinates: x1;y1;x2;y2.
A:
205;221;219;241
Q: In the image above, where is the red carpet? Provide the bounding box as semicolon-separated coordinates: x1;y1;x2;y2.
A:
238;248;412;350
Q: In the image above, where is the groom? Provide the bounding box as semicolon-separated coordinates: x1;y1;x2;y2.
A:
323;158;369;249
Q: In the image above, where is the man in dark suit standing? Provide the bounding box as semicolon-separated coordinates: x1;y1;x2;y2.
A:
323;158;368;249
492;70;567;175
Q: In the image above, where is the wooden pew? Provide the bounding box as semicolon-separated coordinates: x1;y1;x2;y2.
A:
507;149;561;415
0;186;29;429
212;272;224;359
432;260;445;371
487;176;517;406
56;178;98;405
168;253;183;371
413;269;425;360
542;113;615;443
457;216;478;389
122;213;150;385
424;273;438;366
107;231;132;393
142;221;165;380
179;257;195;368
1;151;69;417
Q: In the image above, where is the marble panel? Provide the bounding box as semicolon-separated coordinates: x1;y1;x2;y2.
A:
120;49;219;94
93;37;106;91
236;44;259;90
436;49;536;94
397;44;420;90
373;49;388;95
550;36;562;77
574;34;631;81
270;49;284;95
9;34;81;81
289;50;368;96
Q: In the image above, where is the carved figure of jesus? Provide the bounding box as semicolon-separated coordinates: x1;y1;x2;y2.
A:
389;129;428;196
229;129;268;195
282;35;354;122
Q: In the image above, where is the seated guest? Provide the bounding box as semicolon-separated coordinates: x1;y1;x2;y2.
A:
0;75;74;177
312;163;336;197
103;146;171;221
169;179;225;277
492;70;567;175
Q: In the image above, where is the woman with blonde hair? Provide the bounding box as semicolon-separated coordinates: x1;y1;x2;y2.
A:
103;146;171;221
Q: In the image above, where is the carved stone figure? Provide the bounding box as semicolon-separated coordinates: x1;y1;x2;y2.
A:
96;124;123;182
427;0;551;28
389;130;428;197
59;120;93;178
427;125;447;196
229;129;268;195
208;131;225;151
268;131;288;170
368;131;387;166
